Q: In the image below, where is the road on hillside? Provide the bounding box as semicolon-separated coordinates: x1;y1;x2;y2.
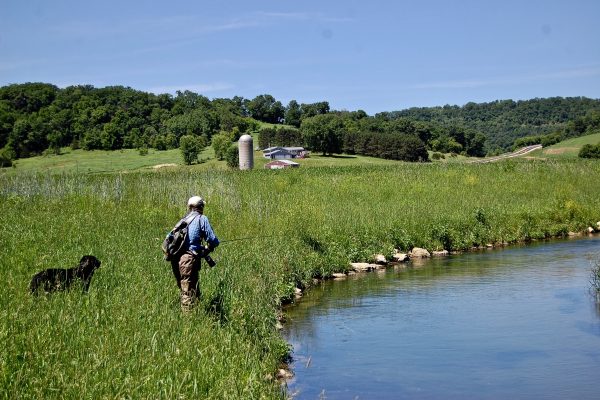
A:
469;144;542;164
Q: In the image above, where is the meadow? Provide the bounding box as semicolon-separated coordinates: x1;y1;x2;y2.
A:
529;132;600;159
2;158;600;399
6;146;406;175
7;147;220;174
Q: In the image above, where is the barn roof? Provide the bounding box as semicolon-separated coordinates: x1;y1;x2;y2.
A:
263;146;305;152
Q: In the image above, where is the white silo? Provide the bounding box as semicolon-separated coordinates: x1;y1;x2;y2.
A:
238;134;254;170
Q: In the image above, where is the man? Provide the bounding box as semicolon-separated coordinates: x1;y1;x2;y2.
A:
170;195;220;311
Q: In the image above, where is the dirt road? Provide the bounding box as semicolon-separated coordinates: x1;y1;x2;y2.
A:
469;144;542;163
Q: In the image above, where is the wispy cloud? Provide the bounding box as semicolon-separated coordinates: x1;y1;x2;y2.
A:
50;9;353;39
50;15;259;38
201;17;261;33
255;11;354;23
256;12;311;20
412;66;600;90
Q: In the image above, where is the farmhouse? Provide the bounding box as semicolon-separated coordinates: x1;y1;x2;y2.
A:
263;146;308;160
264;160;300;169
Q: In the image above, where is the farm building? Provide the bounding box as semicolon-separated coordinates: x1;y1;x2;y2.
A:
264;160;300;169
263;146;308;159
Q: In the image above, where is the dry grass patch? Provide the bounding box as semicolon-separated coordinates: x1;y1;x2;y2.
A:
543;147;579;155
151;163;178;169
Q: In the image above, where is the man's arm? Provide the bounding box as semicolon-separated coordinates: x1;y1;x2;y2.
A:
200;216;219;250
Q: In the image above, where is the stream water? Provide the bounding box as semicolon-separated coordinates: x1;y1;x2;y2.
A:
283;236;600;399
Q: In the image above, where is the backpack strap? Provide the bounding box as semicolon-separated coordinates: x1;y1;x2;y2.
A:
177;211;200;229
172;211;200;233
184;211;200;225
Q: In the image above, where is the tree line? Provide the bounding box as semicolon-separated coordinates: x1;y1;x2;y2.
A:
0;82;481;165
1;82;599;167
388;97;600;153
261;111;485;161
0;83;256;159
514;110;600;149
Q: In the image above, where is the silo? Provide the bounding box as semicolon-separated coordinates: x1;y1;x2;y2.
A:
238;134;254;170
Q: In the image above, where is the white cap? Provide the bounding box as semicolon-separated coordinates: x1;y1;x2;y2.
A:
187;196;205;208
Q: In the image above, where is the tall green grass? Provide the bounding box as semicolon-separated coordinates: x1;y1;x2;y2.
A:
2;159;600;398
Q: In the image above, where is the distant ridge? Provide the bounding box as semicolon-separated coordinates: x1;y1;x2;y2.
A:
381;97;600;152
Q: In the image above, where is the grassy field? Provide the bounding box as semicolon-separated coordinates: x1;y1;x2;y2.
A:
3;146;405;175
526;132;600;159
2;153;600;398
3;145;468;177
4;128;598;175
6;147;221;174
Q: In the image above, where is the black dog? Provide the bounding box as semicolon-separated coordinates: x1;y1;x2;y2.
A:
29;255;101;295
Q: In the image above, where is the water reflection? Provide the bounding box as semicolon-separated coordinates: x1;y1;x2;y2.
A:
284;237;600;400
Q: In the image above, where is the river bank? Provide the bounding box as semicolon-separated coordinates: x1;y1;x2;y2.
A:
288;224;600;301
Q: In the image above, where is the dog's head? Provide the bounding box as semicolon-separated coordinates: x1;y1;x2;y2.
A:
80;255;101;272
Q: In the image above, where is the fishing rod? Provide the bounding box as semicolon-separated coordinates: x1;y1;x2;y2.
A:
204;235;277;268
220;235;278;244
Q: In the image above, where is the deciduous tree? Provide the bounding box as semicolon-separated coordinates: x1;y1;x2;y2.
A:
301;114;344;156
212;131;234;160
179;134;206;165
248;94;284;123
284;100;302;127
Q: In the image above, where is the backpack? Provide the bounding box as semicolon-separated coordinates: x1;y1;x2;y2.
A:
162;212;200;261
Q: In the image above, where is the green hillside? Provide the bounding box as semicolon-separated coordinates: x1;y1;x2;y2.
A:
2;83;599;166
527;132;600;159
389;97;600;152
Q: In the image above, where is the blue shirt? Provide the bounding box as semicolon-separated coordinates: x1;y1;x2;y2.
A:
185;212;219;254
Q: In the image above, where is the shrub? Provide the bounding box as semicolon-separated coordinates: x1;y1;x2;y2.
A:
224;143;239;168
179;135;204;165
431;223;454;250
579;143;600;159
82;128;103;150
152;135;167;150
0;147;14;167
540;132;563;147
212;131;234;160
70;138;80;150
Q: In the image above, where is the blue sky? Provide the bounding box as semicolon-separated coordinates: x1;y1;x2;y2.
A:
1;0;599;114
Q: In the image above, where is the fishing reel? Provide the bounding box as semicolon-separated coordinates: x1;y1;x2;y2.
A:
203;254;216;268
200;245;216;268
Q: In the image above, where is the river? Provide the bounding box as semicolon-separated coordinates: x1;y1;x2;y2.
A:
283;236;600;399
